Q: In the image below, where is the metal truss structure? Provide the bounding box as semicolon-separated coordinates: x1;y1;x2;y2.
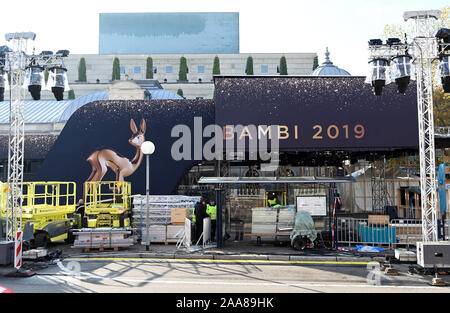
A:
406;11;442;242
4;33;34;248
371;156;392;213
3;32;68;269
367;10;449;241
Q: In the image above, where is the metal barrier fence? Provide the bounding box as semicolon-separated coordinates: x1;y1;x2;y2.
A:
336;218;450;249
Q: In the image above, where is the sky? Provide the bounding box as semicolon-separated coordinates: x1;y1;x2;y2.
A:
0;0;448;76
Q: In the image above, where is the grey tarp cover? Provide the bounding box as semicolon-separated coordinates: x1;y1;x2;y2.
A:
290;211;318;245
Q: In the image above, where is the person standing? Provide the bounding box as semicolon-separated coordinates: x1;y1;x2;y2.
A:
194;198;208;243
206;199;217;241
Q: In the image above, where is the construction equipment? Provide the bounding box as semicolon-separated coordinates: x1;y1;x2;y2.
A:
0;181;80;247
83;181;132;228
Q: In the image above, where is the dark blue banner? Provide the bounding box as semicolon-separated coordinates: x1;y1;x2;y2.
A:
214;76;419;151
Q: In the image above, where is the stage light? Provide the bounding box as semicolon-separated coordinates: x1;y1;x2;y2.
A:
0;67;4;102
40;50;53;56
24;66;44;100
434;28;450;45
391;55;412;94
56;50;70;57
47;66;69;101
368;39;383;46
435;28;450;93
439;55;450;93
386;38;402;46
367;58;389;96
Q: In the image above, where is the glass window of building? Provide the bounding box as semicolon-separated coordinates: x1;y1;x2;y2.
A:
197;66;205;74
261;65;269;74
166;66;173;74
134;66;141;74
120;66;126;74
153;66;158;74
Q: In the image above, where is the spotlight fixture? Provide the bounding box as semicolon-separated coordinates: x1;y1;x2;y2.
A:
434;28;450;45
55;50;70;57
0;67;4;102
391;55;412;94
434;28;450;93
368;58;389;96
24;65;44;100
40;50;53;56
386;38;402;46
439;55;450;93
47;66;68;101
368;39;383;46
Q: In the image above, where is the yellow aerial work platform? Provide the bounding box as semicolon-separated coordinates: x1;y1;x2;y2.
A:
0;181;80;247
83;181;132;228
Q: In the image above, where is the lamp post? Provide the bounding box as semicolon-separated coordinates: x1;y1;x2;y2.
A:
141;141;155;251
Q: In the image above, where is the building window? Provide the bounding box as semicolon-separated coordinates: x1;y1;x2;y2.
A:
134;66;141;74
120;66;126;75
165;66;173;74
153;66;157;74
261;65;269;74
197;66;205;74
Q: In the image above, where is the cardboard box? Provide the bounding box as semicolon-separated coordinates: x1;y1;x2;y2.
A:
368;215;390;226
171;208;190;224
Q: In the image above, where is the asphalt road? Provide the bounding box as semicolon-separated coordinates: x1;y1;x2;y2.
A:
1;258;449;293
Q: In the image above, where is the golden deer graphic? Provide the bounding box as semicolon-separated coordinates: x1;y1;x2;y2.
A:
85;118;146;183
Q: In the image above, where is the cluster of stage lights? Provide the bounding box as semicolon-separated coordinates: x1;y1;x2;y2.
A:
24;49;70;101
0;48;70;101
366;28;450;96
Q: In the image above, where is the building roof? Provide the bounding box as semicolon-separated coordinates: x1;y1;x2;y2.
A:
311;47;351;76
0;88;183;124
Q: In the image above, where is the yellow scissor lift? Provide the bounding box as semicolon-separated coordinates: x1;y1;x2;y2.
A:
0;181;80;247
83;181;132;228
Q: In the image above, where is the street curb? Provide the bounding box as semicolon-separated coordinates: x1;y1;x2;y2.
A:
214;254;268;261
237;254;270;260
267;255;290;261
289;255;338;262
336;256;373;262
138;253;175;259
64;252;381;263
174;254;214;260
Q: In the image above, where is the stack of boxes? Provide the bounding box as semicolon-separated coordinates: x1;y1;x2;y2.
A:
132;195;199;243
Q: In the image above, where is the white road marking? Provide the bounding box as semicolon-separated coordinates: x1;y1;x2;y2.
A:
38;273;449;291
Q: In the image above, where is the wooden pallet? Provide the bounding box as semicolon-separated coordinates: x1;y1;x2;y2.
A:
149;241;169;245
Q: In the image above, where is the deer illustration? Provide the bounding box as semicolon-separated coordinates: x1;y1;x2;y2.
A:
85;118;147;183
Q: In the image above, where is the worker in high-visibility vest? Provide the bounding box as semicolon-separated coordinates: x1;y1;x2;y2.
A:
206;199;217;241
268;197;277;207
267;192;279;207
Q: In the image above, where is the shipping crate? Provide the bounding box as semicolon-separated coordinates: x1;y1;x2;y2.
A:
72;229;134;250
368;215;390;226
141;225;166;243
167;225;185;243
